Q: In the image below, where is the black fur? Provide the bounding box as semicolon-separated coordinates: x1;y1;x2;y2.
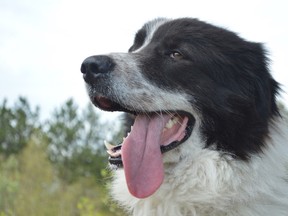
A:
130;18;280;160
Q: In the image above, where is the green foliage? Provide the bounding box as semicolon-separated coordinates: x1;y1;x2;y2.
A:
45;99;117;183
77;197;98;216
0;97;40;156
0;155;19;215
0;140;120;216
0;97;126;216
46;99;84;161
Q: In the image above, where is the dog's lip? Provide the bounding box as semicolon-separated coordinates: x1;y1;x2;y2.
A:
92;95;129;112
108;111;195;168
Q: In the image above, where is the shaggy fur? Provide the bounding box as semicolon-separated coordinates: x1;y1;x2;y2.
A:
81;18;288;215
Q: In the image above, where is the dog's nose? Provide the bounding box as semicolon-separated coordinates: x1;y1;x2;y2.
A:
80;55;115;79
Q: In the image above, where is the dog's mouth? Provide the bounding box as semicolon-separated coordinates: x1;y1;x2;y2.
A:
93;95;195;158
106;113;194;164
92;95;195;198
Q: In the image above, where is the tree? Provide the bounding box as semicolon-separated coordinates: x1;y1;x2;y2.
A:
0;97;40;156
0;155;19;215
45;99;121;183
0;97;126;215
46;99;83;163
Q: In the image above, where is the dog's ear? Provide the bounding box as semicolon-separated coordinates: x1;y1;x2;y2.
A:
254;77;280;121
200;42;281;160
251;44;280;120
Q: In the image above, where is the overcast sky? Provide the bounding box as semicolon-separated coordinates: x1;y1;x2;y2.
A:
0;0;287;119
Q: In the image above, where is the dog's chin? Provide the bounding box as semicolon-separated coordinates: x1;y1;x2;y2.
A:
91;94;195;167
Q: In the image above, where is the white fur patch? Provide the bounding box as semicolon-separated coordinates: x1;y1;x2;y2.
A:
133;18;169;53
111;117;288;216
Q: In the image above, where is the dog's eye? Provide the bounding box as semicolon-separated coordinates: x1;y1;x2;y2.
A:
170;51;183;60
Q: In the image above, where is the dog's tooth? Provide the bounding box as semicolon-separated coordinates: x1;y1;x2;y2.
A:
104;140;115;150
165;116;180;129
165;119;174;129
167;121;172;128
107;149;121;157
172;116;179;124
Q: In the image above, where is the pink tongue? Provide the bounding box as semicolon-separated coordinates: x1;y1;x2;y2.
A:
121;114;171;199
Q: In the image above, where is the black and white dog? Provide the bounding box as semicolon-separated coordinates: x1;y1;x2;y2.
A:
81;18;288;215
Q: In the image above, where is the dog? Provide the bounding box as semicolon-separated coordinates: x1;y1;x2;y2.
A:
80;18;288;216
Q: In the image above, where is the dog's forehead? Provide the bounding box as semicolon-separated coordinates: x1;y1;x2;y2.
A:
130;18;170;52
142;18;169;36
130;18;215;52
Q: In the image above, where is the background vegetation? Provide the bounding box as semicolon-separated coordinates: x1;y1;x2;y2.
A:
0;97;126;216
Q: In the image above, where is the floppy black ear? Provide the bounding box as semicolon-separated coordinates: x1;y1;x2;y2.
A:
250;44;280;121
199;42;281;161
254;77;280;121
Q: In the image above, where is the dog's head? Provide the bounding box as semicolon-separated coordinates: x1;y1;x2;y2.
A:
80;18;280;198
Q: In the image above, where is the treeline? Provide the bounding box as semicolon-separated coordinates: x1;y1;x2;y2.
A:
0;97;126;216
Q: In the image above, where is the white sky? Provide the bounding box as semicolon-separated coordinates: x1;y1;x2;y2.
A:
0;0;287;119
